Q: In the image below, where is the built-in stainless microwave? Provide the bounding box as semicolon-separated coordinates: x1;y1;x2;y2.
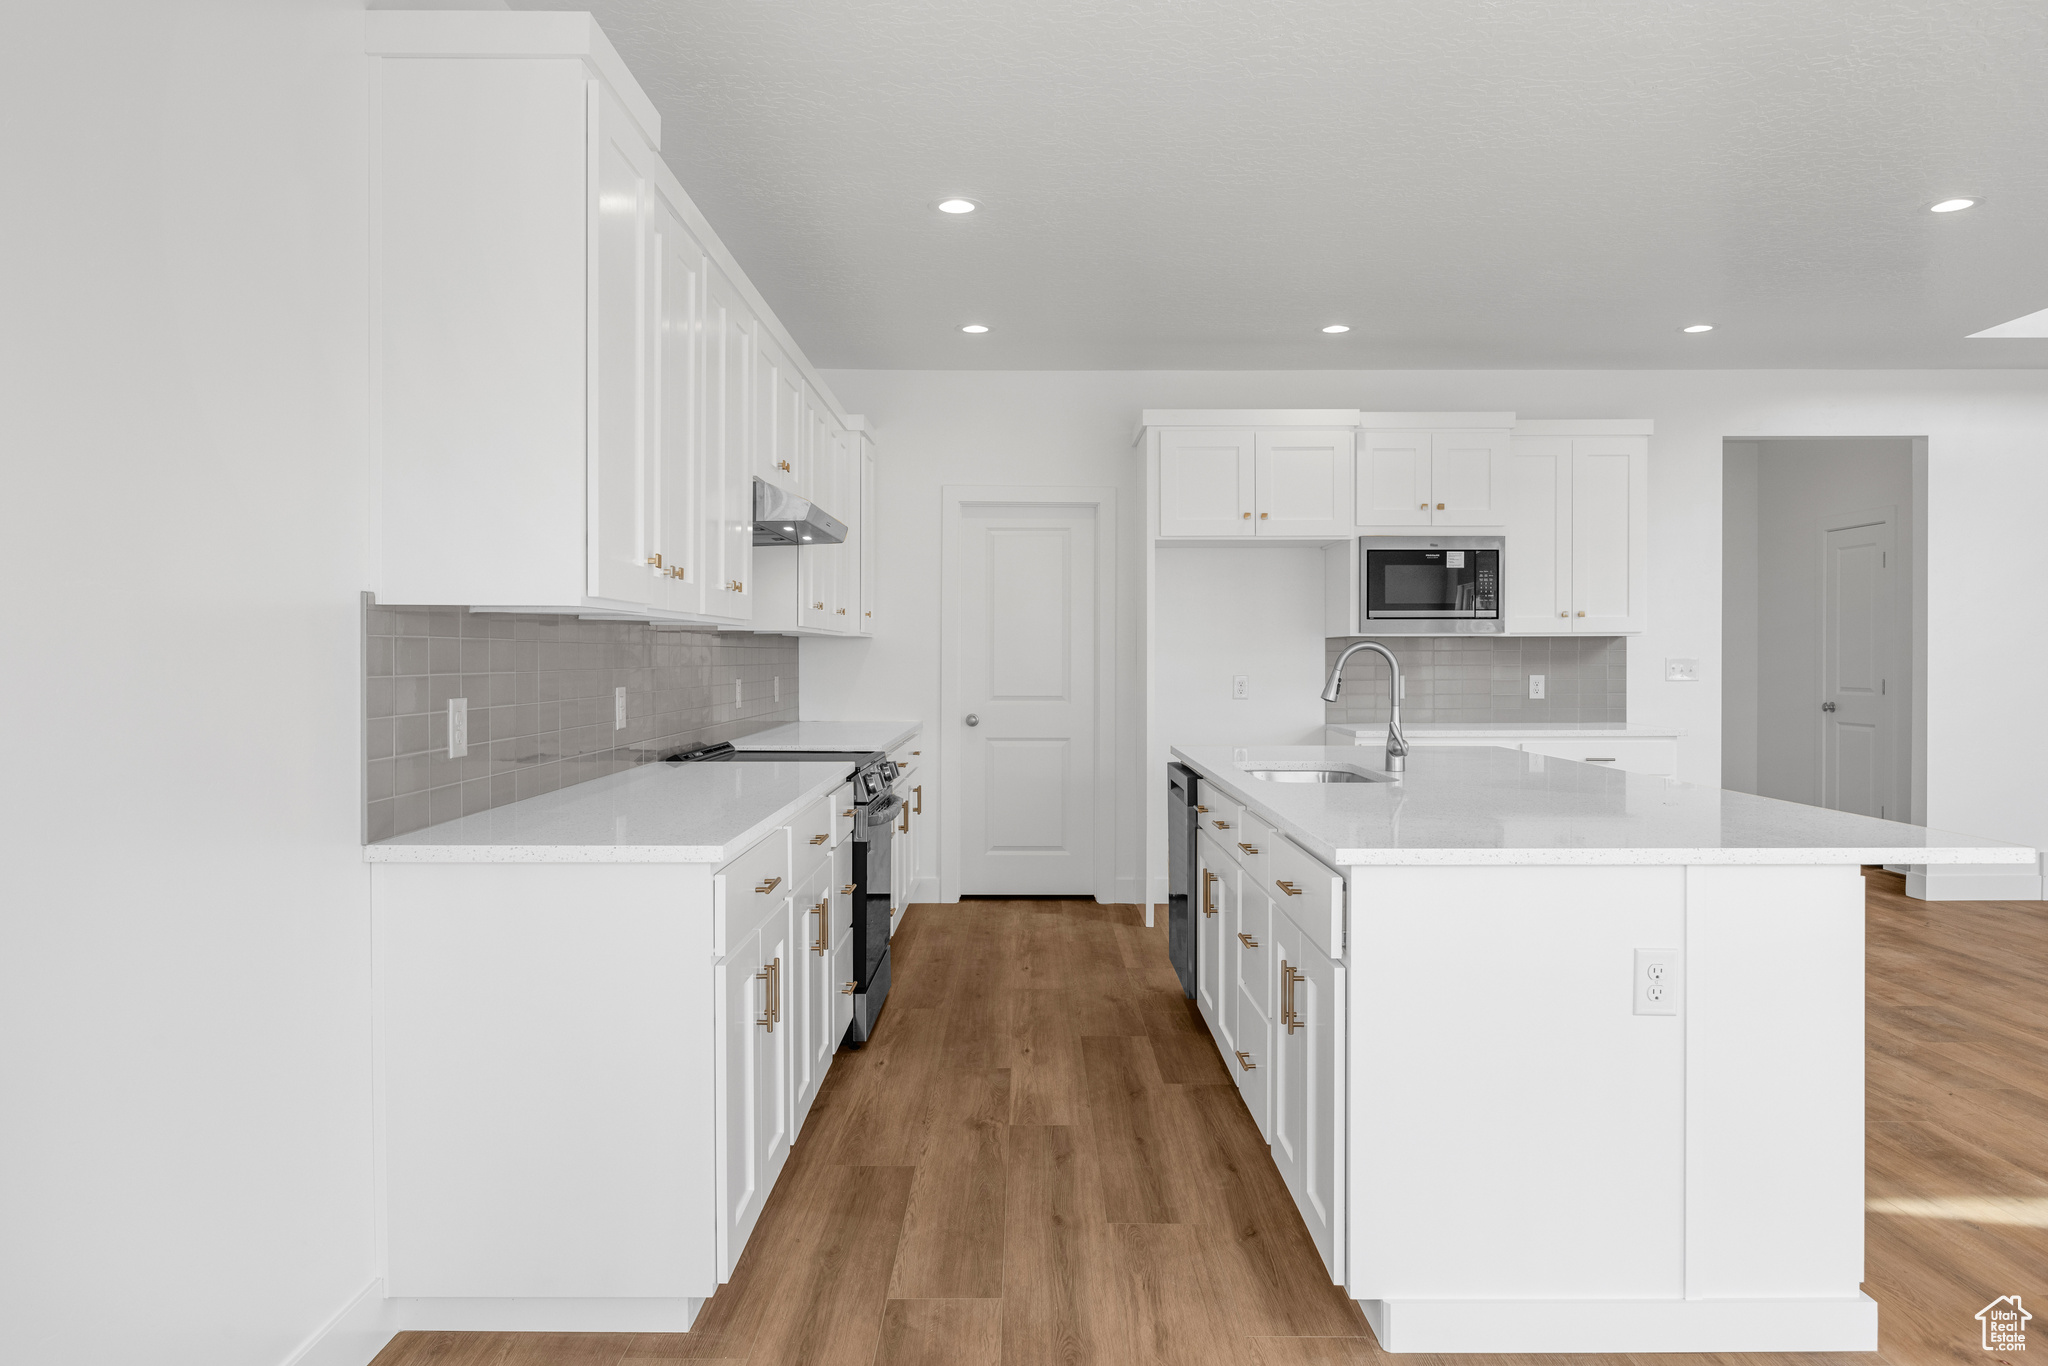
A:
1360;535;1504;634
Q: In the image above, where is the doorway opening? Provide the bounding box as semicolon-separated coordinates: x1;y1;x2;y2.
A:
1722;438;1925;823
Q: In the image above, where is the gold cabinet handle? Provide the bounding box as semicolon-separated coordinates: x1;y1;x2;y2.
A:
841;883;857;894
898;802;909;834
813;601;825;610
1194;804;1209;813
1282;962;1303;1033
1212;819;1230;830
755;876;781;895
1419;502;1428;510
1237;842;1258;856
913;784;923;815
841;808;855;818
779;460;792;472
1260;512;1269;519
1436;502;1445;510
1241;511;1251;519
841;980;857;995
1576;610;1586;617
756;958;780;1030
646;553;663;568
912;750;922;756
1235;1049;1256;1071
836;607;846;614
809;833;829;845
1559;611;1568;618
1201;868;1217;917
1275;879;1301;896
1237;931;1259;948
670;566;686;579
812;900;828;955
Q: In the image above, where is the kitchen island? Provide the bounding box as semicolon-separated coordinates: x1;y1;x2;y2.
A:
1169;743;2034;1354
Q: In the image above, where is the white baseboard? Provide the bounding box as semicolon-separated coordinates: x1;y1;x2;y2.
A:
908;876;940;905
1359;1292;1877;1354
1905;863;2044;902
391;1297;703;1332
1113;874;1144;907
280;1278;399;1366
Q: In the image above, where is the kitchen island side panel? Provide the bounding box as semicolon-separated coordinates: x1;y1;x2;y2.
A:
1683;863;1865;1298
1345;863;1686;1300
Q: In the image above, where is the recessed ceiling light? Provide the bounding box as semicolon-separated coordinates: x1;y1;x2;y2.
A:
1321;324;1351;334
1682;323;1714;333
960;323;989;334
937;198;978;214
1930;198;1976;213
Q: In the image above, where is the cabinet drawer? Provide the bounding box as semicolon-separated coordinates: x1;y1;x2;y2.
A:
791;791;837;884
831;782;856;847
1231;985;1271;1141
1521;737;1676;777
889;738;923;779
1235;887;1272;1017
714;827;792;959
1235;812;1275;883
1196;790;1245;844
1269;836;1345;960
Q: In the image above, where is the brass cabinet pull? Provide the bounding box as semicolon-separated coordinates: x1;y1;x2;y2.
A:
755;876;782;894
841;883;857;895
1576;610;1586;617
1275;879;1301;896
913;784;923;815
779;459;792;472
646;553;663;568
1436;502;1445;510
813;601;824;610
1282;962;1303;1034
756;958;780;1030
912;750;922;756
898;802;909;834
1235;1049;1256;1071
1194;804;1208;813
1237;931;1259;949
1419;502;1428;510
1260;512;1269;519
1201;868;1217;918
1237;842;1258;856
841;980;857;995
1212;819;1230;830
1242;511;1251;519
836;608;846;615
842;808;855;817
773;957;781;1023
809;833;829;845
1559;611;1568;618
812;900;828;954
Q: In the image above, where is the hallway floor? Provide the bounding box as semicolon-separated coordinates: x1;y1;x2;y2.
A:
372;872;2048;1365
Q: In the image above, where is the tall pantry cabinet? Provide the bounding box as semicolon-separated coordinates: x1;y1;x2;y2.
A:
366;12;867;631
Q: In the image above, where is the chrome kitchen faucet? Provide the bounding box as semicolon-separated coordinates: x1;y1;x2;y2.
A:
1321;641;1408;773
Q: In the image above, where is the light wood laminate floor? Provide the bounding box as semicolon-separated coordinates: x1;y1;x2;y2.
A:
372;871;2047;1366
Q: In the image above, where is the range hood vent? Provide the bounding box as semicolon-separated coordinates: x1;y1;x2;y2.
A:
752;478;847;547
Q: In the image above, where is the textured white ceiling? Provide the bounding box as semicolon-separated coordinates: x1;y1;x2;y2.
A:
512;0;2048;369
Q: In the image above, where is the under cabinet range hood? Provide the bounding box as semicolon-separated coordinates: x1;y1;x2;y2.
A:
752;478;847;547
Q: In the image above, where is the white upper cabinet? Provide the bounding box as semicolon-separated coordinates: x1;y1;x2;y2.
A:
858;437;877;631
1159;429;1256;536
1357;431;1431;527
1358;430;1507;527
1254;430;1355;536
1501;432;1649;633
1570;437;1648;632
367;12;866;629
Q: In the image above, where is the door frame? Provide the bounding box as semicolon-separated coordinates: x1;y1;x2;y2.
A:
1814;504;1904;819
939;484;1120;905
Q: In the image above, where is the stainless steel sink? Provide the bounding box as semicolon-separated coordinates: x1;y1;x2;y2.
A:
1244;768;1390;784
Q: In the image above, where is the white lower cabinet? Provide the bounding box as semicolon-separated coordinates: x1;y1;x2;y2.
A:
786;861;828;1131
1271;900;1346;1281
1195;835;1230;1034
717;904;784;1276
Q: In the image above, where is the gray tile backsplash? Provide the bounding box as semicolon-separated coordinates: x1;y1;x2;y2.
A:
1323;636;1627;726
363;601;798;841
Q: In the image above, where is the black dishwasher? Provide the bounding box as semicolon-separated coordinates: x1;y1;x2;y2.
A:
1167;763;1199;998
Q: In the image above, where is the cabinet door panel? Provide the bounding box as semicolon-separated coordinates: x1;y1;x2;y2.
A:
1159;430;1254;537
1571;437;1647;632
1503;436;1571;632
757;904;793;1191
1273;914;1346;1281
1234;984;1271;1141
859;445;877;632
1357;432;1431;526
649;191;703;614
587;90;654;606
702;269;753;619
1195;837;1228;1038
1429;430;1506;525
1255;430;1355;536
716;920;766;1278
788;868;827;1130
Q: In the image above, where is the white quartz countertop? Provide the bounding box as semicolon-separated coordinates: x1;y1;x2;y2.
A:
1173;745;2035;869
732;720;920;753
1328;721;1685;739
365;758;854;863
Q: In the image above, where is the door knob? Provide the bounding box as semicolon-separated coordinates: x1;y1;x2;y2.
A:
1822;701;1837;712
965;714;979;727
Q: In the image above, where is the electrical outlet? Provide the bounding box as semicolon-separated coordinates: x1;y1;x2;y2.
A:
614;686;627;731
1232;675;1249;699
774;676;780;703
1528;674;1546;700
1633;949;1680;1015
734;678;743;710
1665;658;1700;682
448;697;468;758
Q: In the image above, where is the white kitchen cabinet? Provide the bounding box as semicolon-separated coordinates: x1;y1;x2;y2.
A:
1358;430;1508;528
1159;429;1256;537
1501;433;1648;633
369;11;867;629
1232;884;1274;1139
858;436;877;631
787;862;828;1131
826;838;855;1058
717;910;773;1271
1196;835;1230;1036
1271;898;1346;1282
1254;430;1355;536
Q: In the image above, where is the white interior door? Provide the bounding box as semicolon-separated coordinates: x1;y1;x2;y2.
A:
1822;515;1897;819
954;501;1098;894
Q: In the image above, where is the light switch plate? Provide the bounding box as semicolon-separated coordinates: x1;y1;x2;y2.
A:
448;697;468;759
1528;674;1545;699
1634;948;1680;1015
1665;658;1700;682
614;686;627;731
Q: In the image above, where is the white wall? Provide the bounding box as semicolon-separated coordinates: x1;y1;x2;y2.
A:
811;369;2048;904
1721;442;1761;794
0;3;382;1363
1155;547;1332;749
1750;440;1914;811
